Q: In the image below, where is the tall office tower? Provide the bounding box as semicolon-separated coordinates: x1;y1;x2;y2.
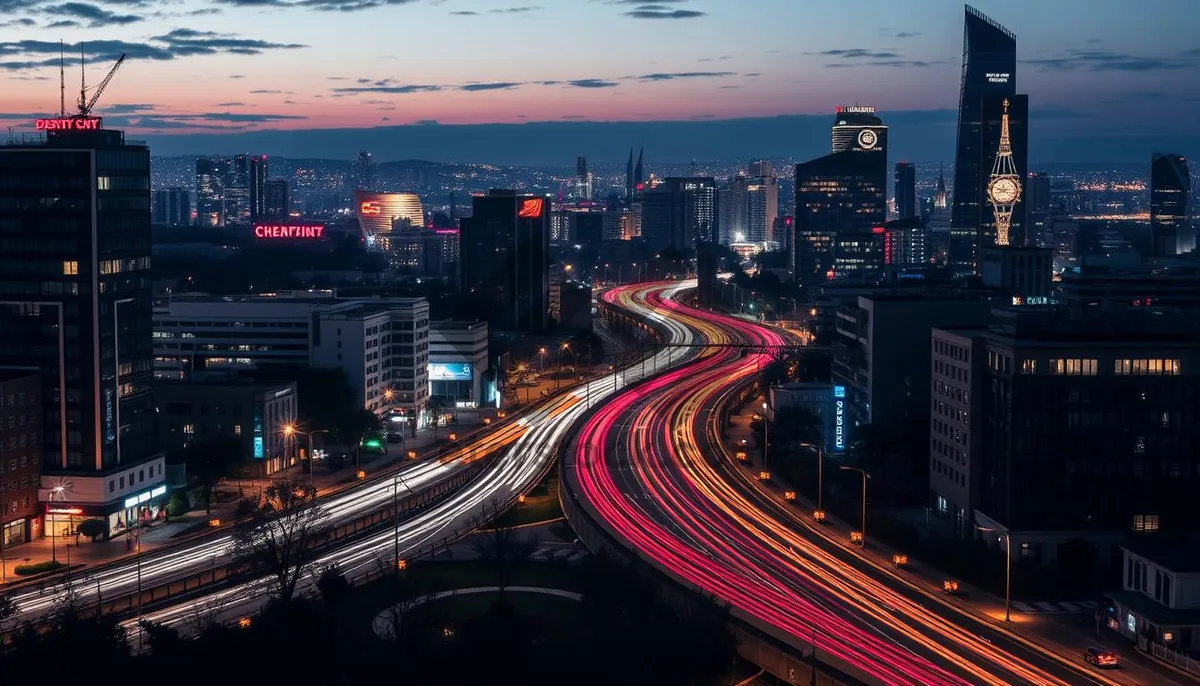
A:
264;179;290;218
459;191;550;333
894;162;916;220
639;177;719;253
225;153;251;224
831;106;888;154
572;155;593;201
634;148;645;189
353;150;375;192
0;124;164;539
746;161;780;244
152;187;190;225
625;149;634;201
792;117;887;283
194;157;228;227
934;163;948;209
949;5;1017;272
1025;171;1051;246
249;154;268;219
719;174;748;244
1150;153;1193;258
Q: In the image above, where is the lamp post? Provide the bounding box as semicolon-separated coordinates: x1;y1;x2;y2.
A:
537;347;547;373
761;402;769;466
977;525;1012;622
839;466;869;548
49;484;66;564
393;471;414;569
282;425;329;485
800;442;824;513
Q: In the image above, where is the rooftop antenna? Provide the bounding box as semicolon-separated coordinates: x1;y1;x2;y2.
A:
79;46;86;116
59;40;65;118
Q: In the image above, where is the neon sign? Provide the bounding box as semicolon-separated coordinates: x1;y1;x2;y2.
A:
836;105;875;114
36;117;101;131
833;385;846;451
986;72;1010;83
517;198;544;218
360;201;381;216
46;506;83;515
254;224;325;239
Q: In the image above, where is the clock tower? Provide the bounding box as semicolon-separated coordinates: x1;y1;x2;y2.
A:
986;99;1021;246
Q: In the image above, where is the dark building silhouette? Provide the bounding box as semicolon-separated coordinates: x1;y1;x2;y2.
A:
152;187;190;226
249;154;268;220
264;179;290;218
625;149;634;201
950;5;1017;272
639;177;718;253
1026;171;1051;247
459;190;550;333
792;133;887;283
226;153;251;224
1150;153;1193;258
0;125;164;538
895;162;916;220
194;157;227;227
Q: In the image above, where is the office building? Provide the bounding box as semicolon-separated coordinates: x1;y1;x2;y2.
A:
1150;153;1193;258
979;246;1052;302
428;320;490;409
832;230;886;282
1060;263;1200;314
0;369;41;549
792;126;887;283
640;177;718;252
264;179;290;218
225;153;251;224
157;379;297;477
746;162;780;244
1110;538;1200;653
895;162;916;220
831;106;888;154
0;124;164;539
249;154;268;220
460;190;550;333
572;155;594;201
195;157;227;227
354;191;424;243
768;382;848;455
929;327;986;536
152;187;190;226
1026;171;1052;247
937;308;1200;562
883;217;928;266
352;151;376;192
950;6;1018;272
554;281;593;335
719;174;748;244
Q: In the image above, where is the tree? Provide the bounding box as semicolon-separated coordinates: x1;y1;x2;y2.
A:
76;518;106;542
339;407;383;451
425;397;447;439
182;435;246;516
770;405;823;454
0;592;16;633
469;502;538;593
232;480;325;605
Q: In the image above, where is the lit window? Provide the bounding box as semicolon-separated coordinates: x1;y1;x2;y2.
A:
1132;514;1159;532
62;260;78;276
183;424;195;436
234;424;242;436
1021;359;1036;374
97;176;111;190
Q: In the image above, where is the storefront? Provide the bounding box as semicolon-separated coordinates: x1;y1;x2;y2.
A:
44;505;87;538
43;484;168;539
2;517;30;547
109;484;169;536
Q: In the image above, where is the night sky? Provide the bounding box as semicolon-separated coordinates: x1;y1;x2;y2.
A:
2;0;1197;163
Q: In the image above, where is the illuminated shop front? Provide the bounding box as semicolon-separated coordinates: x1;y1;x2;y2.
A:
43;485;168;539
44;505;87;538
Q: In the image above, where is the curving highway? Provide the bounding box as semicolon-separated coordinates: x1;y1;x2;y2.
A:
564;282;1140;686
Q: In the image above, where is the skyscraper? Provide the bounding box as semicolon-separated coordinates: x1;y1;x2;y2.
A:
152;187;190;226
792;144;887;283
249;154;268;220
639;177;718;253
264;179;290;218
625;149;634;202
894;162;916;220
831;106;888;154
459;191;550;333
0;123;163;538
225;153;251;224
572;155;593;201
934;163;949;210
194;157;227;227
353;151;376;192
1150;153;1193;258
634;148;645;189
949;5;1017;272
746;161;779;244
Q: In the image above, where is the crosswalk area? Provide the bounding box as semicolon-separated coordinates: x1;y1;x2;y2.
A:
1010;600;1100;614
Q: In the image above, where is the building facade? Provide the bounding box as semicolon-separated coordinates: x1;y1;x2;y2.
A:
1;124;164;539
428;320;490;409
1150;153;1193;259
152;187;191;226
894;162;916;221
0;370;42;549
195;157;227;227
459;190;551;333
639;177;718;253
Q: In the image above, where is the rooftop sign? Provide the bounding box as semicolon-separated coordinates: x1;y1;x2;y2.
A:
36;117;101;131
254;224;325;239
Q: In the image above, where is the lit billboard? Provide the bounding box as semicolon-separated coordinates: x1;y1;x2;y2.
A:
353;191;424;239
254;223;325;239
429;362;473;381
833;385;846;451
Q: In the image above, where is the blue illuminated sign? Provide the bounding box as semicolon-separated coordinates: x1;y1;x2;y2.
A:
253;407;264;459
833;385;846;451
429;362;473;381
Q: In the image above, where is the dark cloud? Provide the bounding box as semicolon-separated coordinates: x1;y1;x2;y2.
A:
637;71;734;80
1023;50;1191;72
46;20;80;27
566;79;617;88
415;119;439;125
0;33;305;71
459;82;522;91
451;5;540;14
249;89;282;93
825;60;935;68
623;7;704;19
42;2;143;27
607;0;690;3
818;48;900;59
332;84;442;94
0;17;37;27
229;74;245;78
216;101;247;106
189;112;307;123
103;103;156;114
894;32;920;38
215;0;419;11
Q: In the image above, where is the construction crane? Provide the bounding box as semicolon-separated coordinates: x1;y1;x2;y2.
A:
73;49;125;119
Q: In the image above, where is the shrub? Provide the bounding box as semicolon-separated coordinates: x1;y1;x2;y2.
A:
14;560;66;576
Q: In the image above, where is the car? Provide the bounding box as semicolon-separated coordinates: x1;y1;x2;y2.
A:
1084;647;1119;668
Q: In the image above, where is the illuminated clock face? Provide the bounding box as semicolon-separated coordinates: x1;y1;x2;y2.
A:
988;177;1020;205
857;129;878;149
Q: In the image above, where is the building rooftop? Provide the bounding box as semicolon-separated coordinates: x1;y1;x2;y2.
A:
989;307;1200;344
1122;536;1200;574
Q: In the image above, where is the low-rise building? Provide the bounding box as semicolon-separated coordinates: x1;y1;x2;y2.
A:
768;382;848;456
1108;537;1200;653
157;379;298;477
0;369;41;549
427;320;490;409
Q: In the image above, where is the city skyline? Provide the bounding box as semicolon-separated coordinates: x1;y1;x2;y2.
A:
2;0;1199;162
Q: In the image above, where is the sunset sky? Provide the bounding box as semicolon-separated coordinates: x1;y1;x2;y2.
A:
2;0;1198;162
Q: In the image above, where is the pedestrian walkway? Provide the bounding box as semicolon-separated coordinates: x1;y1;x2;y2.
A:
1011;600;1100;614
0;415;484;586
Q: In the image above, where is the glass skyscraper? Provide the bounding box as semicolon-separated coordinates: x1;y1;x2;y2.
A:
1150;153;1193;258
949;5;1017;272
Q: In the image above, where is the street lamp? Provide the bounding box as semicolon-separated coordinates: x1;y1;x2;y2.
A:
977;525;1012;622
49;484;66;564
282;425;330;485
839;466;870;548
799;441;825;515
761;402;769;465
537;347;547;373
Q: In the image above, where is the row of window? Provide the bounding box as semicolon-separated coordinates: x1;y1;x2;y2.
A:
1015;358;1183;376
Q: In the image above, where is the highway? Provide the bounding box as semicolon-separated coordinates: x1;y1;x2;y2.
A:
564;282;1155;686
117;286;704;631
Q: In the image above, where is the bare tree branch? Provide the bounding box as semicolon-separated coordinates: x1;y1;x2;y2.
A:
231;479;326;605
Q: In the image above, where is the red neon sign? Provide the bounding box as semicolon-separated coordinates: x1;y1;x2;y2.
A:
254;224;325;239
36;117;101;131
46;506;83;515
517;198;544;218
360;201;381;216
